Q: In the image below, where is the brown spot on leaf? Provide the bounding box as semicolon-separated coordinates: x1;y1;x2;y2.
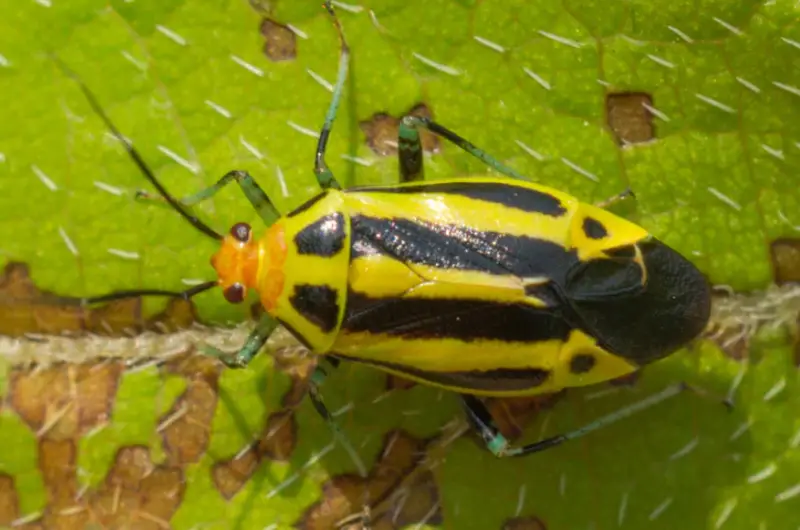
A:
770;238;800;285
703;322;750;360
0;474;20;525
0;261;86;335
0;261;202;337
502;515;547;530
295;430;441;530
212;444;260;500
10;361;123;439
260;19;296;61
609;371;641;386
793;314;800;367
85;446;183;529
257;409;297;460
39;438;79;509
360;104;440;156
212;409;297;499
145;298;199;333
606;92;655;145
386;374;416;391
158;378;218;466
485;394;563;442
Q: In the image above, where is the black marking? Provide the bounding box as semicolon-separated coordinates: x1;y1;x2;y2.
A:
289;284;340;333
569;353;596;374
569;239;711;365
351;181;567;216
343;292;572;343
335;354;551;392
606;244;637;258
582;217;608;239
276;318;314;350
287;191;328;218
566;252;645;302
294;213;346;257
350;216;578;280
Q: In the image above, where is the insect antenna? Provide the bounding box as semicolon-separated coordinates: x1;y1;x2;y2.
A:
53;55;223;241
81;280;218;306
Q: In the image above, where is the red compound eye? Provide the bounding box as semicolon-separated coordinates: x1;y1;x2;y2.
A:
223;283;245;304
230;222;251;243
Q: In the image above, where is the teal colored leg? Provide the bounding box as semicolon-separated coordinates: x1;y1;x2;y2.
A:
397;120;424;182
307;356;367;477
462;383;688;457
202;312;279;368
401;116;528;181
313;1;349;191
595;188;635;209
137;170;280;226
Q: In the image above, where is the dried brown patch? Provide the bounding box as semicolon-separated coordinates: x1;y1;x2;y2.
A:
703;322;750;360
386;374;416;391
272;349;316;379
157;351;221;465
502;515;547;530
19;443;184;528
0;261;86;336
260;19;296;61
0;474;20;525
485;394;563;441
84;446;183;529
609;371;641;386
268;350;316;408
158;380;218;466
212;409;297;499
257;409;297;460
38;439;80;513
794;314;800;367
10;361;123;439
360;104;440;156
770;238;800;285
606;92;655;145
295;430;441;530
0;261;201;337
212;444;260;500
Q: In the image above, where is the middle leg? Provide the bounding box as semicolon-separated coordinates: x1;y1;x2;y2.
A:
399;115;528;182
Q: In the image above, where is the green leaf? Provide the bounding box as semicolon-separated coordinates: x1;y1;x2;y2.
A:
0;0;799;529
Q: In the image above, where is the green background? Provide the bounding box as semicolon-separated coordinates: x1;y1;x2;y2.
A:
0;0;799;528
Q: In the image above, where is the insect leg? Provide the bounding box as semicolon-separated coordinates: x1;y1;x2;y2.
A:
52;55;223;241
202;312;279;368
397;118;424;182
461;383;687;457
400;116;527;181
137;170;280;226
595;188;635;209
313;1;349;191
308;357;368;477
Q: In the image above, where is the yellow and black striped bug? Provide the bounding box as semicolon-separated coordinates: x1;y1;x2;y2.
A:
71;1;711;459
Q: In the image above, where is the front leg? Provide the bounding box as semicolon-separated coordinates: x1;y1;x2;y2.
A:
399;116;527;181
201;312;279;368
136;169;280;227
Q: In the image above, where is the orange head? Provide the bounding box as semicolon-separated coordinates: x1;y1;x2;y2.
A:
210;222;260;304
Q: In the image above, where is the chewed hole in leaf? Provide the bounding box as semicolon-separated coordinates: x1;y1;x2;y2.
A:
605;92;656;146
